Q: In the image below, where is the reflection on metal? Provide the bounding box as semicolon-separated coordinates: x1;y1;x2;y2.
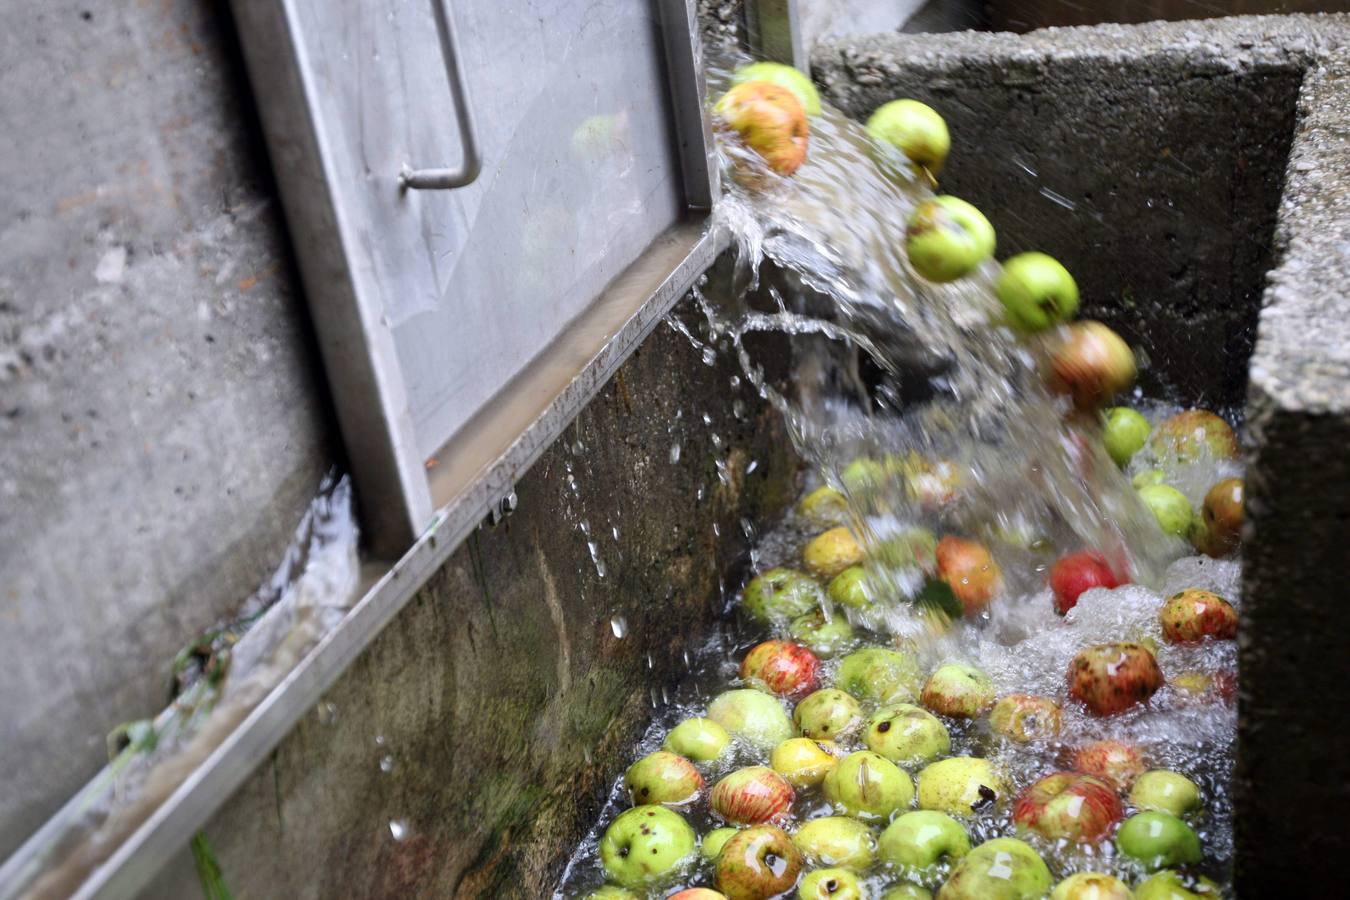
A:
747;0;807;70
399;0;482;191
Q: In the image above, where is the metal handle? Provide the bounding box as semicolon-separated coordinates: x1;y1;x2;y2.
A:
399;0;482;190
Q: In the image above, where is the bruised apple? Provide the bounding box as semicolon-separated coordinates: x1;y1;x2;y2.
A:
1067;643;1164;716
1012;772;1123;842
1159;589;1238;643
988;694;1063;743
741;640;821;697
1048;321;1136;411
625;751;703;806
715;82;809;177
731;62;821;116
1072;740;1146;791
921;664;996;719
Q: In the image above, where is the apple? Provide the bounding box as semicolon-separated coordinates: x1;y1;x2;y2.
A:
714;81;809;177
703;827;739;860
1148;409;1239;463
792;816;876;869
1132;468;1167;489
823;750;915;821
1048;321;1137;410
1050;872;1132;900
715;825;803;900
937;837;1051;900
1137;484;1193;538
1067;643;1164;716
988;694;1063;742
669;890;727;900
741;640;821;697
790;610;859;657
840;457;890;494
1159;589;1237;643
905;196;996;283
934;538;1001;615
732;62;822;116
772;738;839;789
1071;740;1146;791
1195;477;1243;556
1134;870;1221;899
1103;407;1152;467
600;805;697;889
1129;770;1201;817
742;568;822;624
1012;772;1123;842
708;689;796;750
1115;811;1202;871
798;485;849;526
877;810;971;870
794;689;863;741
804;527;865;579
921;664;996;718
712;766;796;825
916;757;1005;816
835;647;923;704
828;566;874;612
864;704;951;766
1050;551;1122;615
995;252;1080;332
872;528;940;573
665;717;732;763
798;868;863;900
625;751;704;806
866;99;951;176
899;455;964;508
883;885;934;900
585;887;639;900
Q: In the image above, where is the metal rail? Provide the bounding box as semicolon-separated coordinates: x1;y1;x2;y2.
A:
399;1;482;191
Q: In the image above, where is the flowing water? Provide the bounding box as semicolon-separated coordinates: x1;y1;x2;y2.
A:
556;55;1244;899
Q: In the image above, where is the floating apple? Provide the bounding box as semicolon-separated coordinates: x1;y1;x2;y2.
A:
669;890;728;900
715;825;803;900
790;610;859;657
1067;642;1164;716
1012;772;1123;842
937;837;1051;900
988;694;1063;742
804;527;865;579
835;647;923;704
742;568;823;624
827;566;874;612
741;640;821;697
921;664;996;718
995;252;1079;332
798;867;863;900
877;810;971;870
905;196;996;283
703;827;739;860
1134;870;1221;899
1103;407;1152;467
1115;811;1202;871
1130;770;1201;817
665;718;732;763
1148;409;1239;463
715;81;809;177
1050;551;1122;615
866;99;950;175
798;485;849;526
712;766;795;826
864;704;951;766
1072;740;1146;791
1193;477;1244;557
1049;872;1133;900
1049;321;1137;411
1132;468;1167;489
872;528;940;573
731;62;822;116
792;816;876;869
1138;484;1193;538
823;750;915;821
1160;588;1237;644
794;689;863;741
625;751;704;806
934;538;1001;615
770;738;837;790
708;689;796;750
916;757;1005;816
599;805;697;889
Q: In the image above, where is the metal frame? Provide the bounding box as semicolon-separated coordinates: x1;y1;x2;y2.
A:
746;0;806;70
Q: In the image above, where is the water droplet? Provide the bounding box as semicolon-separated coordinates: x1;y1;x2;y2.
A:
610;615;627;639
317;702;338;725
379;755;395;773
388;819;408;841
373;734;386;747
669;443;681;464
746;459;758;474
611;526;620;541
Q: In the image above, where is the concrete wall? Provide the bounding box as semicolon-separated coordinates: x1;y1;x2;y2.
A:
0;0;334;859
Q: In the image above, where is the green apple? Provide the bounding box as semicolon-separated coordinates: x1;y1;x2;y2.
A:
1115;812;1202;871
665;717;732;762
883;885;933;900
772;737;839;789
1135;870;1222;899
840;457;889;494
1132;468;1167;489
624;751;703;806
988;694;1063;742
743;568;822;623
1049;872;1132;899
732;62;822;116
1138;484;1193;537
1129;771;1201;817
828;566;874;611
938;837;1051;899
905;196;996;283
866;99;951;175
878;810;971;870
790;610;859;657
708;689;795;750
599;805;696;888
582;887;639;900
835;648;923;704
920;664;996;718
995;252;1079;332
823;750;915;821
702;827;739;860
805;527;864;579
715;825;803;900
793;816;876;869
916;757;1004;816
799;868;863;900
799;485;849;526
794;689;862;741
1103;407;1152;467
872;527;939;572
864;704;951;766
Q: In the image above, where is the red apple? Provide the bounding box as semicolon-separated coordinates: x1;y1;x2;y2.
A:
1013;772;1124;842
711;766;795;826
1048;321;1137;411
1160;589;1238;644
714;825;803;900
714;82;809;177
1194;477;1244;557
936;536;1002;615
668;891;727;900
1071;740;1146;791
1149;409;1239;463
740;640;820;697
1050;551;1123;615
1067;642;1164;716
